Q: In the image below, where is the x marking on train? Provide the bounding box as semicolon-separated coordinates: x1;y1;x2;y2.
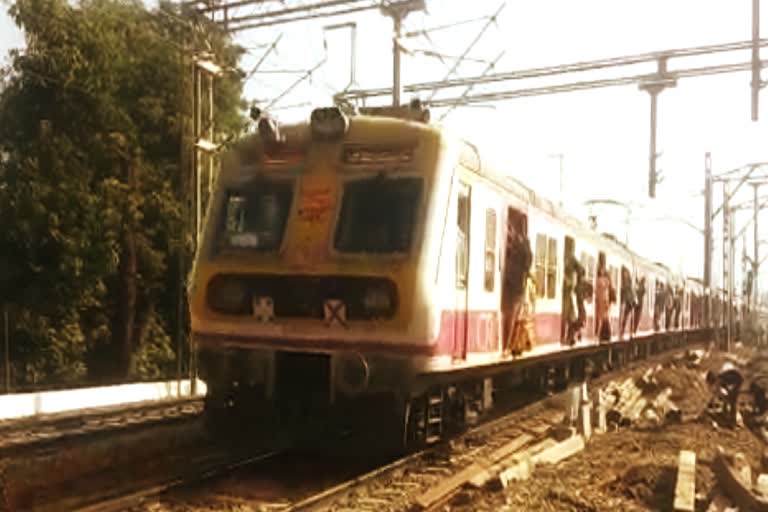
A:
325;300;348;329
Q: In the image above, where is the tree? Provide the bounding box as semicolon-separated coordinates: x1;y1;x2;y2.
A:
0;0;246;385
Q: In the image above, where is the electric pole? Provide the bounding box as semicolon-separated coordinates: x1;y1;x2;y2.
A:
191;54;221;395
753;0;763;121
704;152;713;324
723;180;733;351
638;57;677;198
381;0;425;107
755;183;761;306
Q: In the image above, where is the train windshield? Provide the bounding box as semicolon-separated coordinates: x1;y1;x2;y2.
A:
334;175;422;254
219;180;293;252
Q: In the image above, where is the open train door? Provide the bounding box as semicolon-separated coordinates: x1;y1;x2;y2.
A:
500;207;529;352
453;182;471;360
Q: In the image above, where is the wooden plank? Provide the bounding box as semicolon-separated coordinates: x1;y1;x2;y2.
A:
468;438;556;488
412;433;532;510
531;434;585;465
673;450;696;512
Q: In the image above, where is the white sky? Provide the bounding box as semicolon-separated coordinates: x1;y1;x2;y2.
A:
2;0;767;300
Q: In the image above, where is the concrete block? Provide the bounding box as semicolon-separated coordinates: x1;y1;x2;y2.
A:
581;403;592;440
734;453;753;487
499;454;533;487
597;390;607;433
756;474;768;497
674;450;696;512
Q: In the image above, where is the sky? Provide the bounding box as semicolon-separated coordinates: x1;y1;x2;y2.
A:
2;0;767;301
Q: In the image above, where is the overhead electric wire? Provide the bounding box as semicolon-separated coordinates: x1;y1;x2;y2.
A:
265;57;328;109
223;0;372;28
337;38;768;101
425;2;504;102
243;33;282;80
403;14;500;39
423;60;768;108
438;50;505;122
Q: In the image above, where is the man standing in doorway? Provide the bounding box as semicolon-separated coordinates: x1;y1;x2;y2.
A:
596;267;612;342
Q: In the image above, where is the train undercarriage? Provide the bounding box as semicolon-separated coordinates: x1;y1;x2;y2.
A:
197;328;716;454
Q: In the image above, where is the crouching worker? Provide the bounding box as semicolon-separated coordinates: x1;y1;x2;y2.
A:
706;362;743;425
750;374;768;416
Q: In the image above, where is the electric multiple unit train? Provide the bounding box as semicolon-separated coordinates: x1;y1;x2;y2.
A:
188;103;748;450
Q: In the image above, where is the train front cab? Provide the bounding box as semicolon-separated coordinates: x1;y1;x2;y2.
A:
188;108;447;440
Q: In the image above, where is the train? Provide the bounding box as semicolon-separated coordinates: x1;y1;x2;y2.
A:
188;101;762;451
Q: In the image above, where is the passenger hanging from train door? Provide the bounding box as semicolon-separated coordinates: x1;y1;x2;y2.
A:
501;210;532;357
595;255;611;343
511;268;538;355
673;286;683;330
575;264;591;342
665;283;675;330
561;238;581;347
633;276;646;334
653;281;664;331
619;267;636;340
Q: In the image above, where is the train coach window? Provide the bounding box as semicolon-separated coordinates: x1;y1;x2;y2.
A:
534;234;558;299
334;175;423;254
484;209;496;292
546;238;558;299
219;180;293;251
535;235;547;298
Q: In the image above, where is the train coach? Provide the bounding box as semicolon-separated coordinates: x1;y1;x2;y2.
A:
188;102;721;451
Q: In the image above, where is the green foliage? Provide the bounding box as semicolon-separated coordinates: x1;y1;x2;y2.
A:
0;0;245;387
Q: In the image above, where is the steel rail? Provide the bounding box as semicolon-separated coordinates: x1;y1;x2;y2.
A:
284;338;712;512
71;449;282;512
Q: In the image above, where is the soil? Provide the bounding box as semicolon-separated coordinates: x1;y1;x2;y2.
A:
446;344;767;512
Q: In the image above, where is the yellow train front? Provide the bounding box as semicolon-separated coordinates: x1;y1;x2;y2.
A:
189;105;444;447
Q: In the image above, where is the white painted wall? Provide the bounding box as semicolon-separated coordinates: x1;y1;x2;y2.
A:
0;379;207;421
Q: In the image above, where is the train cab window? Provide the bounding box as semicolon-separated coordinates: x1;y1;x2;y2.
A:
219;180;293;252
334;175;423;254
484;208;497;291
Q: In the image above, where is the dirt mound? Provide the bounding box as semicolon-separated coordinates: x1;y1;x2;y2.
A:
654;365;710;414
612;463;676;509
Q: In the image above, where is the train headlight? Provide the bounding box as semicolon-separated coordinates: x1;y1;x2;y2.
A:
310;107;348;142
335;352;370;397
363;285;393;316
207;276;249;314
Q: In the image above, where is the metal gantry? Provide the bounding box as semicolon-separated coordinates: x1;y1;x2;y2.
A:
704;156;768;349
190;54;222;394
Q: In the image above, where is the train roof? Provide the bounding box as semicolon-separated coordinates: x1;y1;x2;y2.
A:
228;105;694;287
454;137;679;278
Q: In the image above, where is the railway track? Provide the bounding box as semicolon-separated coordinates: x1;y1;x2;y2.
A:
52;341;713;512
